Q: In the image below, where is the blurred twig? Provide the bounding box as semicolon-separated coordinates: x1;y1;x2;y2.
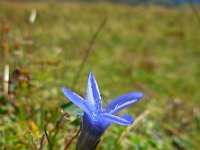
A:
117;110;150;141
3;64;9;100
63;124;81;150
42;112;70;150
44;126;52;150
71;18;107;90
1;22;10;101
50;112;70;149
39;133;46;150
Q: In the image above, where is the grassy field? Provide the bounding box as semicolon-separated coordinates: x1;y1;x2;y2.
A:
0;2;200;150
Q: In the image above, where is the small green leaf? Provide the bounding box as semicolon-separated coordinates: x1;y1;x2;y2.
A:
61;102;82;115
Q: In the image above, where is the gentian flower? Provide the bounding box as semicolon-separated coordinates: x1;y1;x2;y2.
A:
62;72;143;150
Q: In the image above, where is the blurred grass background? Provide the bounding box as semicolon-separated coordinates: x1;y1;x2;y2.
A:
0;2;200;150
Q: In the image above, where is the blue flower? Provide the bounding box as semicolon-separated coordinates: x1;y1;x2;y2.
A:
62;72;143;150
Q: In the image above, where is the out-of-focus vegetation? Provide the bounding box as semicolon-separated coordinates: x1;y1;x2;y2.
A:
2;0;200;6
0;2;200;150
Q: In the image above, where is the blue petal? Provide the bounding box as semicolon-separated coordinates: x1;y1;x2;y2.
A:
108;99;141;115
120;114;134;124
98;113;133;126
62;86;90;115
86;72;102;112
106;92;143;114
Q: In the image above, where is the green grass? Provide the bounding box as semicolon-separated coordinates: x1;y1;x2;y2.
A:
0;2;200;150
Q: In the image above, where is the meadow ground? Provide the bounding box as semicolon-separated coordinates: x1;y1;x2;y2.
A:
0;2;200;150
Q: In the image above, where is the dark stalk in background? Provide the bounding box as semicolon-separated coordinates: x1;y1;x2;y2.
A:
44;126;52;150
50;112;70;148
63;125;81;150
39;133;46;150
71;18;107;90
